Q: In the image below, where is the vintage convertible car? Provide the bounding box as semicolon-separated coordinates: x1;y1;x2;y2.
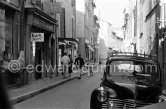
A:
90;52;166;109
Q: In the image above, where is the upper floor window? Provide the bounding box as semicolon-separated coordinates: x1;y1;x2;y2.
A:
71;0;75;6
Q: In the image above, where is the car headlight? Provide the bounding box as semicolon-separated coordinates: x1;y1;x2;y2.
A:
159;95;166;102
103;86;117;98
108;88;117;98
97;90;107;102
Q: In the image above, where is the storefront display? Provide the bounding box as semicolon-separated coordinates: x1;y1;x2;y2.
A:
0;8;5;54
0;8;13;62
0;7;21;87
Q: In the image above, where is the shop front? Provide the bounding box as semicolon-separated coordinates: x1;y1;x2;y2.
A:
58;38;78;63
0;1;21;87
25;7;57;80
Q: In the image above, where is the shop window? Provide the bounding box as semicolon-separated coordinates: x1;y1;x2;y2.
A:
0;9;6;59
0;9;13;62
0;22;5;55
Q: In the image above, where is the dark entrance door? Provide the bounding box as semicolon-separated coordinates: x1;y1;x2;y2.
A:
35;42;43;79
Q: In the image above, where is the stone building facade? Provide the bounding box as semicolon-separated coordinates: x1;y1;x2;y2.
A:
76;0;97;61
126;0;166;89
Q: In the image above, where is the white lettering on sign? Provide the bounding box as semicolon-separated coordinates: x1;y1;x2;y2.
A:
31;33;44;42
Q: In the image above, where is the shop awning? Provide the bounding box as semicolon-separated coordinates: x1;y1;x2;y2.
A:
58;38;78;44
87;45;94;52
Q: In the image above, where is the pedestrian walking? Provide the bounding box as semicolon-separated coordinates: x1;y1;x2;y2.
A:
74;54;85;79
89;63;93;76
68;54;73;77
61;52;70;78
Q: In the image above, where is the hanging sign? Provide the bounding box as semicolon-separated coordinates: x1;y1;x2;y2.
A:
31;33;44;42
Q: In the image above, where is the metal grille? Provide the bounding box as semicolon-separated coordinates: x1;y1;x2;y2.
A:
101;101;108;109
101;99;152;109
125;99;135;109
101;98;125;109
109;98;125;109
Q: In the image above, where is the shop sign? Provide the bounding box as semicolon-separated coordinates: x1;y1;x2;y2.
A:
31;33;44;42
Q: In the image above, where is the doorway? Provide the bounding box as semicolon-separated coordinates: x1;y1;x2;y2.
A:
35;42;43;79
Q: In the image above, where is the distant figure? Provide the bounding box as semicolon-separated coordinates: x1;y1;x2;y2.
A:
74;54;85;79
94;58;96;63
61;52;70;78
68;54;73;77
99;60;102;65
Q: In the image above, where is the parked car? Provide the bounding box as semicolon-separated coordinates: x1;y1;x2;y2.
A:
90;52;166;109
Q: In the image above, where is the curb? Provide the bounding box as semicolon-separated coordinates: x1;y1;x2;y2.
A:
10;73;87;105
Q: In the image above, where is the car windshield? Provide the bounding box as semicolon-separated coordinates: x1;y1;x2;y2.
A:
106;60;160;82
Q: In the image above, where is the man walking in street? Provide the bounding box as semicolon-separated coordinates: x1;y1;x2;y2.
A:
74;54;85;79
61;52;70;78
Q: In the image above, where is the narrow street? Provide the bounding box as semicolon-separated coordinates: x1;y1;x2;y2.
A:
1;0;166;109
13;72;102;109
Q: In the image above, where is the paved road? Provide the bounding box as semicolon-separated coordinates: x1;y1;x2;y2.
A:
13;72;102;109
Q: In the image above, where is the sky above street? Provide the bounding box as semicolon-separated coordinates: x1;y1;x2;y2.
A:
95;0;129;28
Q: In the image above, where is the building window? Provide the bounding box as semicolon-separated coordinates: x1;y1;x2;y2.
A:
71;0;75;6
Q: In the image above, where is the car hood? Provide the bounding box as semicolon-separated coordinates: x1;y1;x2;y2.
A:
112;77;149;93
103;76;161;102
